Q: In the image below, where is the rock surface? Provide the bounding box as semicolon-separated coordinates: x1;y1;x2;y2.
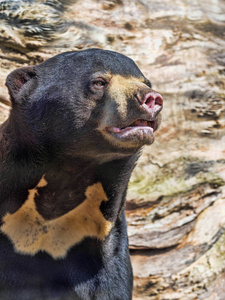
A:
0;0;225;298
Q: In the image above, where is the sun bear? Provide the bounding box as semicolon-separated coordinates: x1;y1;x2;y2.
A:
0;49;163;300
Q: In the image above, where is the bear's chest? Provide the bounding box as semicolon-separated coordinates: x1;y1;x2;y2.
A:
0;178;112;259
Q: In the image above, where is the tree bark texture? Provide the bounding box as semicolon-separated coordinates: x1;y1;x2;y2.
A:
0;0;225;299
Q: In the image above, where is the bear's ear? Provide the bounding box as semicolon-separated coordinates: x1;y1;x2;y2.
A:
6;66;36;105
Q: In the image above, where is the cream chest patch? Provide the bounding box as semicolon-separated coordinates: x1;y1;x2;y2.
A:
0;178;113;259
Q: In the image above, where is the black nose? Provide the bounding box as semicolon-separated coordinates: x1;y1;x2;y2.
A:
137;90;163;118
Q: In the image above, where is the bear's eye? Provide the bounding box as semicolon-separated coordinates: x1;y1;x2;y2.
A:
95;81;104;87
92;78;107;89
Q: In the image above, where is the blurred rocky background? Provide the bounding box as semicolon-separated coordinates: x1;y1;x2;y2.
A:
0;0;225;299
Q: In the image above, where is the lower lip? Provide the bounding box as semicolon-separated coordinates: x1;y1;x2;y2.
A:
110;126;154;137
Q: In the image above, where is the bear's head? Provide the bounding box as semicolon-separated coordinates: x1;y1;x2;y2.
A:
6;49;163;162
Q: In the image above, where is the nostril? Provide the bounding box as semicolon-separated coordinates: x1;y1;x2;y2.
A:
145;95;155;109
155;95;163;106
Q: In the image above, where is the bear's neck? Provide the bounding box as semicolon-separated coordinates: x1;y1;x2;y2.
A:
33;158;99;220
0;122;139;221
33;154;138;221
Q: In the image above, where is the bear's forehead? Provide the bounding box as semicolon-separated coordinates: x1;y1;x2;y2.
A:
36;49;145;79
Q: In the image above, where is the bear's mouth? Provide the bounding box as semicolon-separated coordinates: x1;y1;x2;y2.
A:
104;118;159;146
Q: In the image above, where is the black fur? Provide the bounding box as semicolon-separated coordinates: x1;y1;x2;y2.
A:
0;49;163;299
